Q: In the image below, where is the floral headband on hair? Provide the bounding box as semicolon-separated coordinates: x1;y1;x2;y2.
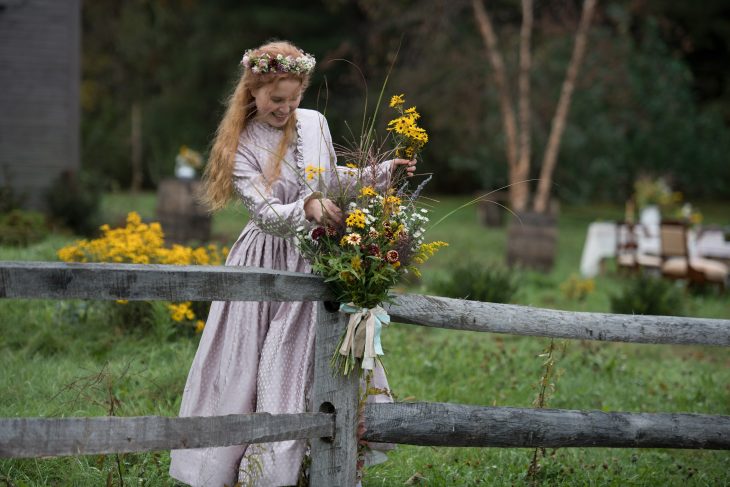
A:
240;49;316;75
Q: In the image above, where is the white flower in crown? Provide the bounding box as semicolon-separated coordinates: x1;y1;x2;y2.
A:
240;49;316;75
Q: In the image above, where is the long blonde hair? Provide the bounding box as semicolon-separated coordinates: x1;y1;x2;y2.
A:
201;41;313;211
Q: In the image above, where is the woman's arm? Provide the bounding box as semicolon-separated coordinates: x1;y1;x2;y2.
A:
233;143;341;237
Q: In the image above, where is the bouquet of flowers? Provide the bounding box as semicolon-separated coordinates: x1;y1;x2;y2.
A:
633;176;678;210
297;94;446;375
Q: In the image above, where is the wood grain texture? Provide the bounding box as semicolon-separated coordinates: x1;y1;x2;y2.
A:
2;262;728;346
0;412;333;458
386;294;730;346
309;302;360;486
0;261;332;302
363;402;730;450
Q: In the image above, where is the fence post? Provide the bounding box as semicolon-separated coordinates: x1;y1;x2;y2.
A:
310;301;359;486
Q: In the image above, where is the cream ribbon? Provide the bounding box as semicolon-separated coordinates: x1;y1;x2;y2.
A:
338;303;390;370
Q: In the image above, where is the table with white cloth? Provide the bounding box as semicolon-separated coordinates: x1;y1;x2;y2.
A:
579;222;730;278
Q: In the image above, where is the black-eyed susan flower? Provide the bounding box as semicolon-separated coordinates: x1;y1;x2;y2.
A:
389;94;405;108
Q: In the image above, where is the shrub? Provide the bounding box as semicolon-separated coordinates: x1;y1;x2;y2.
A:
45;170;103;237
560;274;596;302
0;209;48;247
0;180;25;213
57;211;228;333
431;262;519;304
610;275;685;316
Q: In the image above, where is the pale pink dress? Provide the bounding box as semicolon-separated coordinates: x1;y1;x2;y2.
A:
169;109;392;487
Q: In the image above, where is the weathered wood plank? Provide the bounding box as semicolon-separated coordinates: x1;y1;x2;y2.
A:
2;262;728;346
310;302;360;486
0;412;334;458
386;294;730;347
363;402;730;450
0;261;332;302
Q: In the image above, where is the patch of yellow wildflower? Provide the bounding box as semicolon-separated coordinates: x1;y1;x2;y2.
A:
57;211;229;332
387;94;429;163
389;94;405;108
360;186;377;197
305;164;326;181
410;241;450;278
560;274;595;302
345;209;367;229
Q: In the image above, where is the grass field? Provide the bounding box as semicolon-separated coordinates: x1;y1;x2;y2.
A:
1;192;728;486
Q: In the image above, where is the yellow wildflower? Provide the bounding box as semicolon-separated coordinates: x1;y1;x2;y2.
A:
305;164;326;181
359;186;377;197
404;107;420;120
413;241;449;265
345;209;367;229
195;320;205;333
389;94;405;108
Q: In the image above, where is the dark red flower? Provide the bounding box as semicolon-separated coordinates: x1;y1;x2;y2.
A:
311;227;326;240
368;244;381;257
386;250;399;263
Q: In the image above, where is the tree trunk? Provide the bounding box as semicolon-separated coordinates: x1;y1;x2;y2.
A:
131;101;143;193
471;0;526;211
533;0;597;213
516;0;533;211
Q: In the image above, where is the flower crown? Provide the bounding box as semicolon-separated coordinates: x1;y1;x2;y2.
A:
240;49;316;75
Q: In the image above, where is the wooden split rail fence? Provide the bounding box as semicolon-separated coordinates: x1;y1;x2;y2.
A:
1;261;729;485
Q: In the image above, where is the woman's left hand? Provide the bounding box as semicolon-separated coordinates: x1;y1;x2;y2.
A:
391;158;417;177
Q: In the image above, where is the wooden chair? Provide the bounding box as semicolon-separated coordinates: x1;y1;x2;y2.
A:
659;221;728;290
615;222;660;273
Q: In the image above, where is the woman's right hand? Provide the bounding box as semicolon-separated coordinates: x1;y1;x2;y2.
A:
304;197;343;226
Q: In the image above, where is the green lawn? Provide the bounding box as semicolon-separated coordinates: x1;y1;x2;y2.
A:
1;193;728;486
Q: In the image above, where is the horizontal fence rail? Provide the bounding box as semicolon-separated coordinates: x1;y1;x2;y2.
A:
0;261;332;302
362;403;730;450
3;402;728;459
386;294;730;347
0;412;334;458
2;262;729;347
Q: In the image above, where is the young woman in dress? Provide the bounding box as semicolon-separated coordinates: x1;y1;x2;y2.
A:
169;40;416;486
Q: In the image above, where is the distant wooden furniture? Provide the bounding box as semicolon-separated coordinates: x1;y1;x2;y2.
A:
659;221;728;290
615;222;661;273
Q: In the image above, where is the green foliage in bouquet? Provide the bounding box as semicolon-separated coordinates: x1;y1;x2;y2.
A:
300;189;447;308
298;94;445;309
297;93;446;374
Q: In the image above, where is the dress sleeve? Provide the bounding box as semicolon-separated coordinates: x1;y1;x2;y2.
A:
232;142;316;238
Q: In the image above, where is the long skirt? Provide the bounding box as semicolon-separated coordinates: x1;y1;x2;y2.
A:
169;224;390;486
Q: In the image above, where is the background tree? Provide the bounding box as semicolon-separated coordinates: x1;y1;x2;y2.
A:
79;1;730;203
472;0;598;213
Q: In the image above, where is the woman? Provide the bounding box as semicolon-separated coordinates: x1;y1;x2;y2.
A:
169;40;416;486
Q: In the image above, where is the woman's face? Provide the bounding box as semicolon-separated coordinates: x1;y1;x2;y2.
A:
252;78;303;128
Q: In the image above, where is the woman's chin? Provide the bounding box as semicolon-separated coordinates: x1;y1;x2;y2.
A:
265;114;290;128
